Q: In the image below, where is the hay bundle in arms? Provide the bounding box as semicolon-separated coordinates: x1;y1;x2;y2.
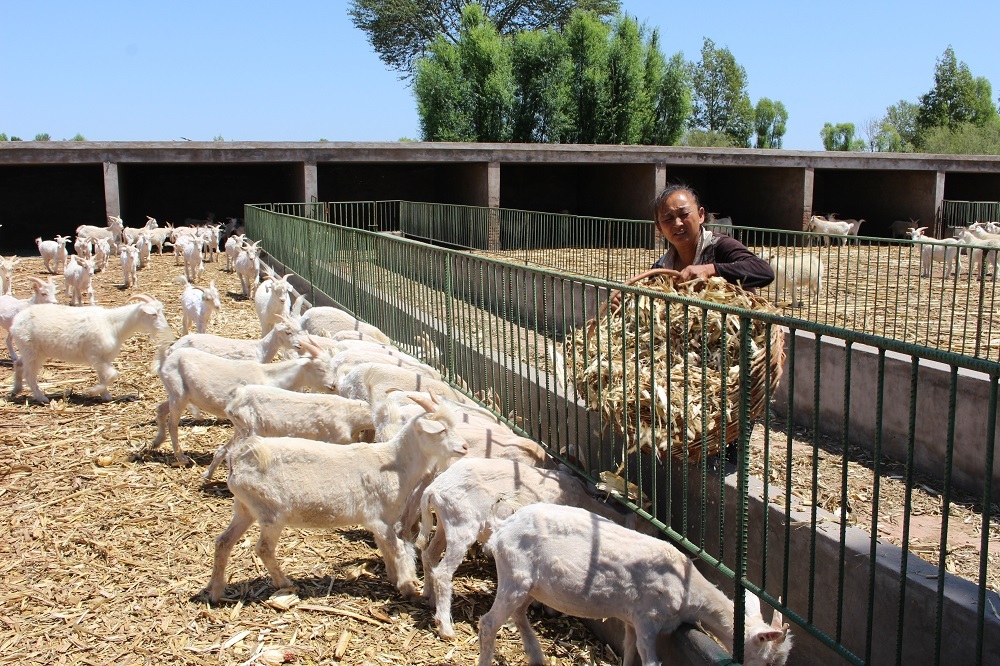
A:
568;269;784;462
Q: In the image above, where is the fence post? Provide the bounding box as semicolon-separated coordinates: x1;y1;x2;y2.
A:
445;253;456;382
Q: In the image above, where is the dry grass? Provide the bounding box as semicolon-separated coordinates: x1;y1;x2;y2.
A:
0;253;618;666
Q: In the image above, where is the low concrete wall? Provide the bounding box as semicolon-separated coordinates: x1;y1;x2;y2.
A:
773;328;1000;498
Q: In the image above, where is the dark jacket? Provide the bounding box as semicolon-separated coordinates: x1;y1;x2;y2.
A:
652;230;774;289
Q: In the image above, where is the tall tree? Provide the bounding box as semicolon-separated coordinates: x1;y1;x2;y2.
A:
820;122;864;151
753;97;787;149
640;32;689;145
414;36;474;141
884;100;919;150
563;9;611;143
510;28;573;143
917;46;998;133
604;15;645;144
689;38;754;147
349;0;619;76
34;133;51;141
455;4;514;142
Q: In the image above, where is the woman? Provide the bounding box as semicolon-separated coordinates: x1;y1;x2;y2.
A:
647;184;774;288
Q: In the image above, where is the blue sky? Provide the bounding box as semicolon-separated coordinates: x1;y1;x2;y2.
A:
2;1;997;151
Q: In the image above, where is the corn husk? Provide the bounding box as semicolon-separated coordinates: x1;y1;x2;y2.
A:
568;274;784;461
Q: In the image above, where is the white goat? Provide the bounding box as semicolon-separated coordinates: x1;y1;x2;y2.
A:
0;276;59;360
0;256;21;296
149;343;340;464
201;385;376;479
234;240;261;297
135;234;152;269
339;362;463;408
122;216;159;245
75;216;124;253
181;236;205;283
911;228;962;278
960;224;1000;279
36;235;71;274
806;215;851;246
93;238;112;273
767;253;823;307
64;256;96;306
201;224;221;262
478;503;792;666
297;305;391;343
205;402;469;603
73;236;93;260
706;212;735;237
254;274;294;335
163;319;302;363
175;276;222;335
119;244;140;288
418;458;637;639
224;233;245;272
8;294;171;403
142;225;172;254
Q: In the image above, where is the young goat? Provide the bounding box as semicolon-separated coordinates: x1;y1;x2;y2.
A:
224;233;244;272
417;458;637;640
120;244;140;288
175;276;222;335
181;236;205;283
9;294;170;403
149;342;340;464
253;273;294;335
75;215;124;253
297;305;391;343
93;238;112;273
0;276;59;360
478;503;792;666
201;385;375;479
206;402;469;603
0;256;21;296
64;256;96;306
135;234;152;269
767;253;823;307
36;236;71;274
163;319;301;363
234;240;261;297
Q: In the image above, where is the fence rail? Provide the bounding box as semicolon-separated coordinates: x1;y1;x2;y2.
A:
246;203;999;666
941;199;1000;228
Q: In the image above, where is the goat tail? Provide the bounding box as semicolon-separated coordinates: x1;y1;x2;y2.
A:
149;340;170;375
414;488;435;551
483;493;521;550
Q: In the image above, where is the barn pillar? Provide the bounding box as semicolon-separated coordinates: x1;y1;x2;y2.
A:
802;167;815;230
103;161;121;219
487;161;501;251
302;161;318;204
932;170;946;237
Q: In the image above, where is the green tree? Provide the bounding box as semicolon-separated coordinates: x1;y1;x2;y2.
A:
563;9;611;143
917;46;998;133
689;38;754;147
10;136;22;141
919;120;1000;155
70;133;86;141
0;133;7;141
681;129;736;147
820;122;864;151
455;4;513;142
349;0;619;76
510;28;573;142
213;134;225;141
640;33;689;145
753;97;787;149
414;36;474;141
34;133;51;141
604;15;645;144
884;100;919;150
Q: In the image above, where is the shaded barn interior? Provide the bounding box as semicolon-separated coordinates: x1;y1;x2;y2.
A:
813;169;936;236
0;164;106;253
319;163;491;208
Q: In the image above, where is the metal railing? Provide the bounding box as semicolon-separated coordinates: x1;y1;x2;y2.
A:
246;203;999;666
942;200;1000;228
375;200;1000;362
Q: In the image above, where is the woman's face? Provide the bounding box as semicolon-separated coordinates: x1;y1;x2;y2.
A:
656;190;705;249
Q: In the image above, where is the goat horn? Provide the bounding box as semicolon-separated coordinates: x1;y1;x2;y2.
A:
128;293;157;304
407;393;436;413
27;276;46;286
282;273;293;281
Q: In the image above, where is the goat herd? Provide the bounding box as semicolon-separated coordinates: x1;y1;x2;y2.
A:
1;215;792;666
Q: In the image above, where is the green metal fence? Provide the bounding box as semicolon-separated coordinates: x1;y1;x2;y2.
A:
942;200;1000;228
245;203;999;666
392;201;1000;362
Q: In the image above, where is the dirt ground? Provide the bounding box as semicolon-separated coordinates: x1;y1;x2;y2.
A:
0;253;618;666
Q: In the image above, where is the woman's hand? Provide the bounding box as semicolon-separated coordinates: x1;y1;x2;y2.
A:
674;263;716;281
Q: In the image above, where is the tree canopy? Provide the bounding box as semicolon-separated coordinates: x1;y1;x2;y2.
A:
689;38;754;147
349;0;620;76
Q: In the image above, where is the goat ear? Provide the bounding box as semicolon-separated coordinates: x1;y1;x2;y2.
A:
744;590;763;620
418;418;445;434
752;627;786;644
771;609;784;628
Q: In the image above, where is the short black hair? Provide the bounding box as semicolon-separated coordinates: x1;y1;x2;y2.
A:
654;183;701;213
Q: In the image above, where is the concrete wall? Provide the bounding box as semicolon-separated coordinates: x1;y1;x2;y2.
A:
774;329;1000;497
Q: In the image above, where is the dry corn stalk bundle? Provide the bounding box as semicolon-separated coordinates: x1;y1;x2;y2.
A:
568;272;784;462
